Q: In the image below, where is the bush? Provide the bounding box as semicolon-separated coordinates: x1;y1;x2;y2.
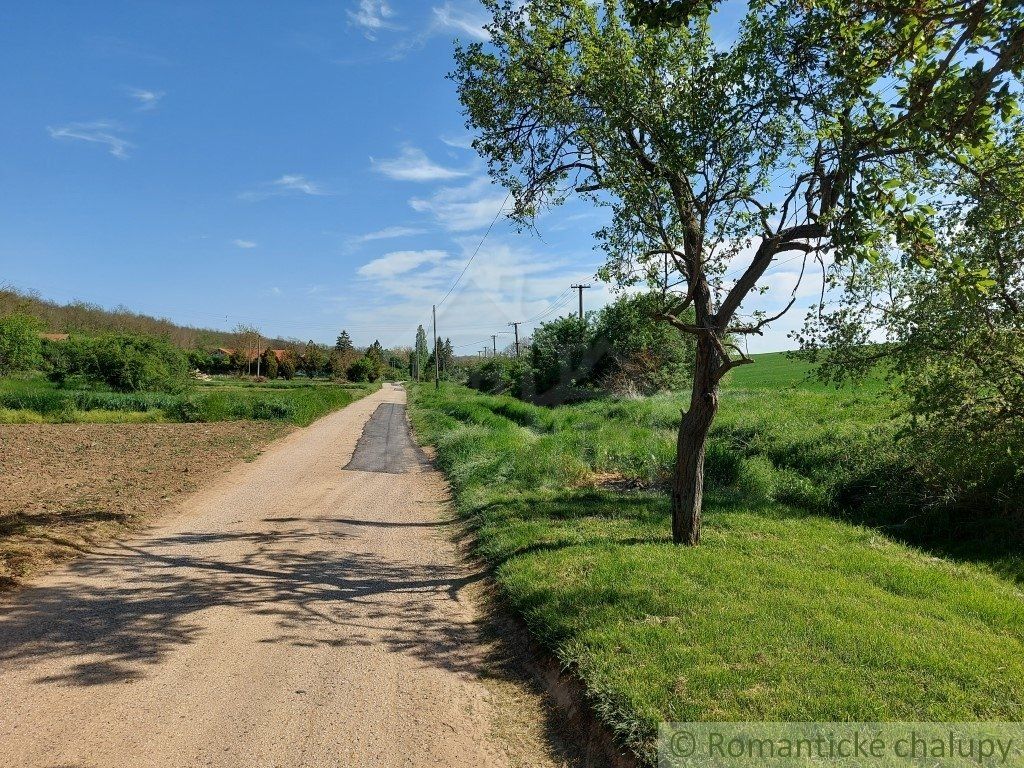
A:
41;333;192;393
92;334;192;392
346;356;378;383
279;351;297;380
262;350;279;380
590;292;694;395
529;315;594;394
0;313;43;374
468;357;535;398
187;348;214;373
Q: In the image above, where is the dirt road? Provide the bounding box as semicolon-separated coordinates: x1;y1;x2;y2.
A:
0;385;568;768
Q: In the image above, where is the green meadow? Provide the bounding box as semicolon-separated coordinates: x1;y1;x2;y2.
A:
408;353;1024;765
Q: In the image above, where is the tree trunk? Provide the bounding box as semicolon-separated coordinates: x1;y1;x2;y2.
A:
672;335;721;545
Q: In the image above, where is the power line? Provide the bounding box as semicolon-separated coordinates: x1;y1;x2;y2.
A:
436;190;513;308
525;290;575;323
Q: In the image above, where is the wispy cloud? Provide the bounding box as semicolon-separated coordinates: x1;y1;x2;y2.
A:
334;237;601;349
47;120;133;159
239;174;333;201
431;2;489;41
233;239;257;249
409;177;507;231
351;225;428;243
348;0;398;40
357;249;448;279
125;87;164;111
440;132;475;150
371;145;467;182
346;2;491;61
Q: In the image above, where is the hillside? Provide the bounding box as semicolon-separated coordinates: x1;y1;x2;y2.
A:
0;286;289;350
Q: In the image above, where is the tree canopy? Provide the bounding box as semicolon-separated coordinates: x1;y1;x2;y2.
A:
454;0;1024;543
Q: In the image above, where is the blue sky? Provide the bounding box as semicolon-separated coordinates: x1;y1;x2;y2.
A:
0;1;807;353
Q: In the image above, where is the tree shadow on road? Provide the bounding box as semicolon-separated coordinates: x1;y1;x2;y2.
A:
0;523;487;688
0;511;606;766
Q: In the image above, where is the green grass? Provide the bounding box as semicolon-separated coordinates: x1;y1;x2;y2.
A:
725;349;885;392
0;376;378;426
408;357;1024;764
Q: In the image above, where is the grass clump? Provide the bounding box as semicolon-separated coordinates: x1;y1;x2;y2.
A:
408;363;1024;764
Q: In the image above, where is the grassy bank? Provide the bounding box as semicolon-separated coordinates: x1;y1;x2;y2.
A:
0;376;378;426
408;357;1024;764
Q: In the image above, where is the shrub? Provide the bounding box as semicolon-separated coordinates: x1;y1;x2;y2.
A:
301;340;326;378
347;356;378;383
327;351;347;379
92;334;192;392
187;348;214;373
590;292;694;395
279;351;297;380
0;313;43;374
40;333;191;393
529;315;594;394
468;357;535;398
262;349;279;380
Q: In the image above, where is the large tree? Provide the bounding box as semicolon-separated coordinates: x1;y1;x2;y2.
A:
335;329;353;353
454;0;1024;544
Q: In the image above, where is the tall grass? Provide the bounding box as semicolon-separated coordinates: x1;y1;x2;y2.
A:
409;370;1024;764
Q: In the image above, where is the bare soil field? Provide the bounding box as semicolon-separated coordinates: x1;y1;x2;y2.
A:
0;421;291;587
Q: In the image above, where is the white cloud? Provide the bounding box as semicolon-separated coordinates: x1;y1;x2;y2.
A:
47;120;133;159
125;87;164;111
348;0;397;40
357;249;448;279
332;236;602;350
409;177;508;231
371;145;467;182
233;239;257;249
431;2;490;41
240;174;332;201
440;132;475;150
351;225;428;243
274;174;330;195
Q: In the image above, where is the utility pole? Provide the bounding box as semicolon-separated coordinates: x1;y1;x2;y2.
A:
432;304;439;390
256;334;261;378
571;284;591;320
491;334;498;357
508;321;522;358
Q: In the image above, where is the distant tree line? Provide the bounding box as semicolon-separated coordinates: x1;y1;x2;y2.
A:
0;305;414;390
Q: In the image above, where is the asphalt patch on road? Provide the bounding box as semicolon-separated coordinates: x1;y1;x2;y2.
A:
343;402;425;474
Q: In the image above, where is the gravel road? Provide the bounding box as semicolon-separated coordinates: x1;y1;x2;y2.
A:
0;384;562;768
